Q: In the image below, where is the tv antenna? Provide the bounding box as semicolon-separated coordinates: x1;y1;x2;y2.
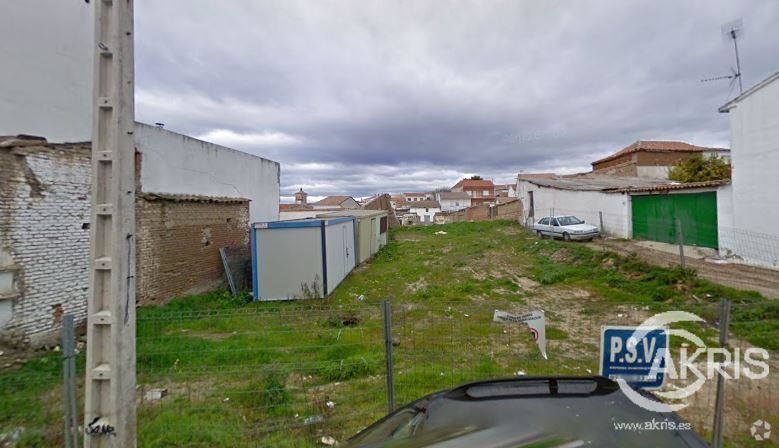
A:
701;19;744;97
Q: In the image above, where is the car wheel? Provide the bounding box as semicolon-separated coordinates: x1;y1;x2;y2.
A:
536;230;545;239
563;232;571;242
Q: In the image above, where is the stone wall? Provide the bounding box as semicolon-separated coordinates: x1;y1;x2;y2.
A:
135;194;249;305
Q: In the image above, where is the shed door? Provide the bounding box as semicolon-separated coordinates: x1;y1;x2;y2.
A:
631;192;718;248
370;218;378;255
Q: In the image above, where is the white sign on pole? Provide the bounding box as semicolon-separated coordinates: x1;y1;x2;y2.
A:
493;309;548;359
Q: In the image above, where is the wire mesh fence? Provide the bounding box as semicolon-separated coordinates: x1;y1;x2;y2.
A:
135;303;387;447
1;295;776;447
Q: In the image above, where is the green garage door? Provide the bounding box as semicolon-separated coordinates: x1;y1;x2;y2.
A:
631;192;718;249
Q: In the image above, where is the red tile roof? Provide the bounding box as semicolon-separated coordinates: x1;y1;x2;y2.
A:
313;195;356;206
592;140;729;166
452;179;495;189
279;203;313;211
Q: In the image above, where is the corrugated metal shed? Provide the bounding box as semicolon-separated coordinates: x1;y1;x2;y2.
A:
251;217;356;300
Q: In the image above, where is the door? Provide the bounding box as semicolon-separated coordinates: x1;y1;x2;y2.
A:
370;218;378;255
631;192;718;248
549;217;563;238
342;223;351;274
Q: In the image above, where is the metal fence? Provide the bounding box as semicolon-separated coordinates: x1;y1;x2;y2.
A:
2;296;775;447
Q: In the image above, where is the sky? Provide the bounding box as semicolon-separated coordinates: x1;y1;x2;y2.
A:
133;0;779;202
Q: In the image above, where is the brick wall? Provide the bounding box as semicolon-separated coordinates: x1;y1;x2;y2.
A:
0;142;92;346
437;199;523;224
1;141;251;346
135;195;249;305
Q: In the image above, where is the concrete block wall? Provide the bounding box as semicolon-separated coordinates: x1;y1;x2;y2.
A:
135;195;249;305
0;143;92;346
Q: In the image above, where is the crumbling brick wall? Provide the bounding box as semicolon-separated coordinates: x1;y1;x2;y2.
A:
436;199;523;224
135;194;249;305
0;141;92;346
1;140;252;346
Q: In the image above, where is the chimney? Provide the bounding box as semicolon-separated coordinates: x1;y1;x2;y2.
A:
294;188;307;205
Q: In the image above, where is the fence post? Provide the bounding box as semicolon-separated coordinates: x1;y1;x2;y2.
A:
675;218;686;270
382;299;395;414
61;314;78;448
711;299;731;448
599;211;605;250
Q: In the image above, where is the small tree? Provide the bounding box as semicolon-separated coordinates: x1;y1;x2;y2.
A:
469;175;483;180
668;154;731;182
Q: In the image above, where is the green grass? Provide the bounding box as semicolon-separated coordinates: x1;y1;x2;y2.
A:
1;220;775;446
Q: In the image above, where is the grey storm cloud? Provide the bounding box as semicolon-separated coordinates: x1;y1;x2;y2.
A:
133;0;779;199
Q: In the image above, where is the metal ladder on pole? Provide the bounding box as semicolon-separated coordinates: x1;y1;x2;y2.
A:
84;0;136;446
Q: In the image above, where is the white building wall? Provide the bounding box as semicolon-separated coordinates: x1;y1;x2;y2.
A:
409;207;441;224
438;199;470;212
516;179;630;237
0;144;92;345
720;77;779;267
135;123;280;222
0;2;93;142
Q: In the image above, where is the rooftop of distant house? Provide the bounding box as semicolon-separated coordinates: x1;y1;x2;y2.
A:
313;195;357;206
452;178;495;189
591;140;729;167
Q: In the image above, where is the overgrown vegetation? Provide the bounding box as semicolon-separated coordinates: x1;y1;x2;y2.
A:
1;220;775;447
668;154;731;182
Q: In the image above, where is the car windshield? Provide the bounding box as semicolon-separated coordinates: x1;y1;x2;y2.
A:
556;216;583;226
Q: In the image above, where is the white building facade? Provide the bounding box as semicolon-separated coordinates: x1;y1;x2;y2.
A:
718;71;779;268
435;192;471;212
408;201;441;225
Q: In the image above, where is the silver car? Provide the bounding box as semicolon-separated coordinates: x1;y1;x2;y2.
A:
534;215;600;241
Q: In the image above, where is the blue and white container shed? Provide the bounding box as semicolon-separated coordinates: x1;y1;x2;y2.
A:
251;217;357;300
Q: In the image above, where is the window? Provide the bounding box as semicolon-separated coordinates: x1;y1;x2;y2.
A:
467;191;473;196
455;201;459;206
425;208;429;212
538;218;549;225
483;190;489;196
551;218;559;227
380;216;388;233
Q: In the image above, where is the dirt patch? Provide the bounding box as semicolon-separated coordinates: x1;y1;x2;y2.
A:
405;278;427;294
591;240;779;299
510;276;539;290
550;248;571;263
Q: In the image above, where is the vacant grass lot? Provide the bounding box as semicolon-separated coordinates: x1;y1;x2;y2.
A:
1;220;776;447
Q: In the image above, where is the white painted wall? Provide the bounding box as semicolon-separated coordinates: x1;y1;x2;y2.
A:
0;2;93;142
719;76;779;267
516;179;630;237
438;198;470;212
409;206;441;224
135;123;280;222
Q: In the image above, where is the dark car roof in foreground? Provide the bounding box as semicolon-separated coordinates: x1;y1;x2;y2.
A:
346;377;707;448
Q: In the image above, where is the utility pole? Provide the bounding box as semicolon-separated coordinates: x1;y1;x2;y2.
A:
84;0;136;446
